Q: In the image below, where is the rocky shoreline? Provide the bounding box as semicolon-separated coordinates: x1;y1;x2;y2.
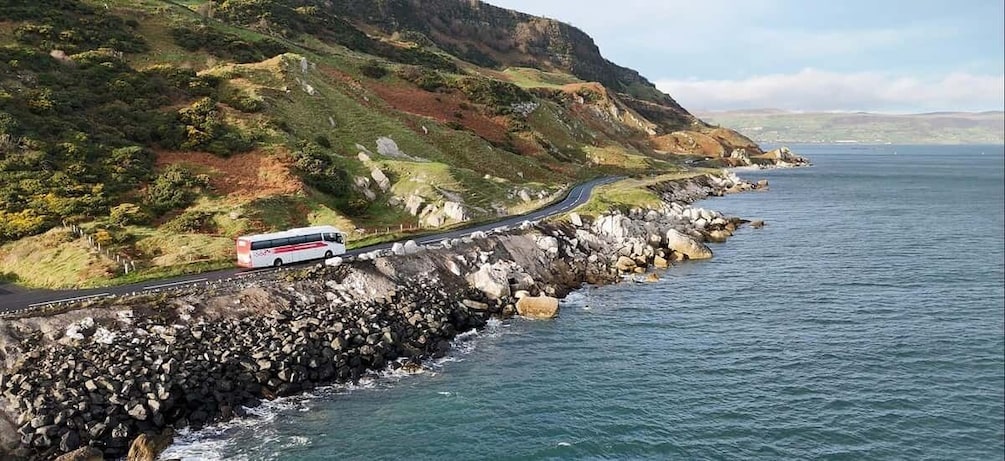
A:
0;171;765;460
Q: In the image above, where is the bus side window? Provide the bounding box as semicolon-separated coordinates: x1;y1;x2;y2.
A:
335;233;344;244
324;233;336;242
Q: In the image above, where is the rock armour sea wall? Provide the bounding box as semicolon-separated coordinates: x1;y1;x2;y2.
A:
0;172;762;460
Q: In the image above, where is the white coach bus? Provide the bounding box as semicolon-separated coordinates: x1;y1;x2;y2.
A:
236;225;346;268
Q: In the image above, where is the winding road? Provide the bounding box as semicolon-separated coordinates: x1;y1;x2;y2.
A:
0;177;619;313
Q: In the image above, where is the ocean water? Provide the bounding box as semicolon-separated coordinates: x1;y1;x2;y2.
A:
163;145;1005;460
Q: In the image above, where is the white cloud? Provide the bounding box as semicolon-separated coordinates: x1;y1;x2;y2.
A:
656;69;1005;112
744;25;954;60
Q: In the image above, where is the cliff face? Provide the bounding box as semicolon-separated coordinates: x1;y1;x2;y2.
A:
333;0;675;100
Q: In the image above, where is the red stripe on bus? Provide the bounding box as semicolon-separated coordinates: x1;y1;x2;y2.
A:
272;242;329;254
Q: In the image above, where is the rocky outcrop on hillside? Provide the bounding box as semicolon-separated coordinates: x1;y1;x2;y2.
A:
0;172;764;460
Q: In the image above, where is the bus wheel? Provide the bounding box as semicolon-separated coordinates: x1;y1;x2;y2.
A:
324;251;333;258
273;258;283;267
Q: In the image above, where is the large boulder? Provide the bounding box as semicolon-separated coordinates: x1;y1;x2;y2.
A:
405;194;424;216
126;429;173;461
516;296;560;319
370;168;391;192
665;228;713;260
467;263;511;299
402;240;421;255
536;236;559;255
615;256;637;272
593;214;633;240
442;201;468;222
653;255;669;268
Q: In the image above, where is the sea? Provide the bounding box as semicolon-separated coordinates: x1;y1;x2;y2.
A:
162;144;1005;460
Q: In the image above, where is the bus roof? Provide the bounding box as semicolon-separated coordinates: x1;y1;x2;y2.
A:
237;225;342;242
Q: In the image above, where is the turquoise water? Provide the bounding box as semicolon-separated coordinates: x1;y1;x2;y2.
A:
164;145;1005;460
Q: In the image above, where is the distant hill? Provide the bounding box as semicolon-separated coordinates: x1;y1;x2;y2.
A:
697;110;1005;145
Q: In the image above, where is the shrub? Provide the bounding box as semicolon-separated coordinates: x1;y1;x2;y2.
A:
359;60;388;79
143;165;208;214
456;77;532;115
169;25;286;63
105;146;154;190
313;135;332;148
5;0;148;53
396;66;447;92
163;210;217;233
177;97;252;156
0;209;49;241
109;202;146;226
93;225;133;245
290;143;350;197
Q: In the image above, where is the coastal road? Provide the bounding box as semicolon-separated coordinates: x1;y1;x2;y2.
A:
0;177;619;313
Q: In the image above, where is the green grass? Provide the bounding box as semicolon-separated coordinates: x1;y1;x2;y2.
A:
502;67;583;89
0;228;118;289
383;160;461;198
572;172;703;216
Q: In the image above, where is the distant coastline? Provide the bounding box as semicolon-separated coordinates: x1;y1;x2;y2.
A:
698;110;1005;145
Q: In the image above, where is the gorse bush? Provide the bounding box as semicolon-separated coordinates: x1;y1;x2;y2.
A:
163;210;218;234
0;209;48;242
456;77;532;115
177;97;253;156
170;25;287;64
359;60;389;79
109;203;147;226
290;142;350;197
396;66;448;92
3;0;148;54
143;166;209;215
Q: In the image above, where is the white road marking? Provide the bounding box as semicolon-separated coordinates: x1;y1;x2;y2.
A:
29;293;112;307
144;278;207;290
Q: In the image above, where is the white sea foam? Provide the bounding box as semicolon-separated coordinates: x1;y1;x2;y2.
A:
163;315;512;459
160;391;313;460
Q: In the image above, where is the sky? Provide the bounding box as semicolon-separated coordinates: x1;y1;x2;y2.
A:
485;0;1005;113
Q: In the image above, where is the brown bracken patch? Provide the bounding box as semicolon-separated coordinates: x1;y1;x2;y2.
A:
155;149;304;202
651;131;726;157
366;81;510;144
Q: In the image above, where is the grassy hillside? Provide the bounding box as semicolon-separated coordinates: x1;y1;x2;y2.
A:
699;110;1005;144
0;0;767;288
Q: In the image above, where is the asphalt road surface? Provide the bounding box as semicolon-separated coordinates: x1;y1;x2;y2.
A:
0;177;619;313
